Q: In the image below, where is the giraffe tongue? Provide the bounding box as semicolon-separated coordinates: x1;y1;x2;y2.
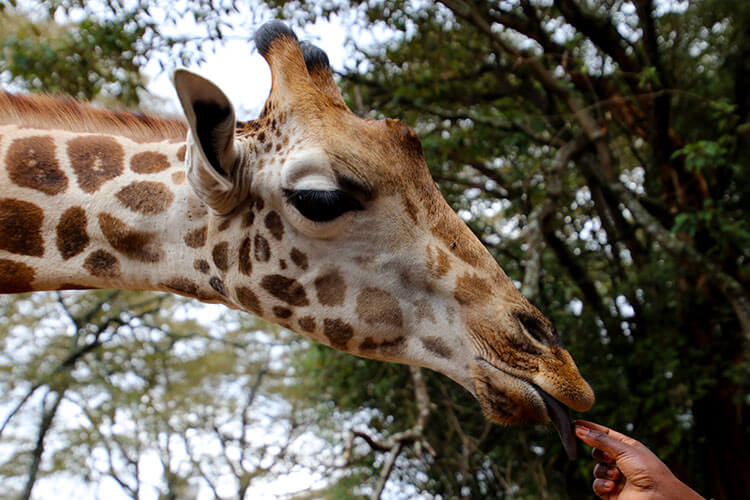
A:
535;386;577;460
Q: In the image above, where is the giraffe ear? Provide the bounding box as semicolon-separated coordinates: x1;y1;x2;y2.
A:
173;69;248;214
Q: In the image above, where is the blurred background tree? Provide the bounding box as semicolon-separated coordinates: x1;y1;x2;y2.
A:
1;0;748;499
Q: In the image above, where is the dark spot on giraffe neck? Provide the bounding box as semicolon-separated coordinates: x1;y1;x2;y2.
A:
290;248;308;270
98;212;163;262
242;208;255;228
176;145;187;162
67;135;125;193
356;288;403;328
381;336;406;355
260;274;309;307
116;181;174;215
209;276;227;296
273;306;293;319
0;198;44;257
194;259;211;274
0;259;35;293
254;234;271;262
314;269;346;307
236;286;262;315
298;316;316;332
7;136;68;195
360;337;378;351
56;206;89;260
323;318;353;349
402;194;419;225
184;226;207;248
130;151;170;174
161;277;199;296
218;218;232;232
420;336;453;359
238;237;252;276
84;249;121;278
212;242;229;271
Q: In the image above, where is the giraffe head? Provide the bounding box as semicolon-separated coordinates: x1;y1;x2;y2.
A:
173;21;594;457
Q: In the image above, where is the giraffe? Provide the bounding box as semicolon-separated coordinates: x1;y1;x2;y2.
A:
0;21;593;459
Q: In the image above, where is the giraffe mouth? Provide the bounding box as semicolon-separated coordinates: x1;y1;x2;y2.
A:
473;359;577;460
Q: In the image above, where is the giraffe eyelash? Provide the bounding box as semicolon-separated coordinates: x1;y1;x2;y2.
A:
283;189;364;222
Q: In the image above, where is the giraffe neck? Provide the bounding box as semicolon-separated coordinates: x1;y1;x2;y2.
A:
0;124;223;301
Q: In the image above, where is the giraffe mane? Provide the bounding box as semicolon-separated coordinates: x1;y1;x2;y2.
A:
0;91;187;141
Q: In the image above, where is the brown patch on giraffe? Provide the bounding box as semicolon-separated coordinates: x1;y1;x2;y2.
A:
323;318;354;349
454;273;493;305
420;336;453;359
413;299;436;324
171;171;186;184
116;181;174;215
236;286;263;315
98;212;162;262
209;276;227;296
56;206;89;260
161;277;199;296
238;237;252;276
194;259;210;274
273;306;293;319
176;145;187;162
264;211;284;240
7;136;68;195
426;244;451;279
298;316;316;332
290;248;308;270
218;218;231;232
184;226;207;248
83;249;120;278
212;242;229;271
359;337;378;351
0;198;44;257
130;151;170;174
254;198;265;212
254;234;271;262
314;269;346;307
402;194;419;225
67;135;125;193
381;336;406;355
261;274;309;307
0;259;35;293
242;208;255;227
356;288;403;328
279;259;287;270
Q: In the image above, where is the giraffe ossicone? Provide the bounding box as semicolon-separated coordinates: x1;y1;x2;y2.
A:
0;21;593;459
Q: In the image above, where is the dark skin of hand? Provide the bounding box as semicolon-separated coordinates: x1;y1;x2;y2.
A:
574;420;705;500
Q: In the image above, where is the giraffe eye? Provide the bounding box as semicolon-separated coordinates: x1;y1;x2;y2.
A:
284;189;363;222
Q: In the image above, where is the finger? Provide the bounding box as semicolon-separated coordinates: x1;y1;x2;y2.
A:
594;463;621;481
575;424;635;459
592;478;616;498
592;447;615;464
574;420;641;447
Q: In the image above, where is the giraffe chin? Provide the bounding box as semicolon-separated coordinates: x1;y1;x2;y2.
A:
472;361;577;460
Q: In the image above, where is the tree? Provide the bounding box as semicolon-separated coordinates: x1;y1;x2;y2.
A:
267;0;749;498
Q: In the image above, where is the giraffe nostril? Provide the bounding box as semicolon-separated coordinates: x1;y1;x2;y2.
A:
515;311;562;348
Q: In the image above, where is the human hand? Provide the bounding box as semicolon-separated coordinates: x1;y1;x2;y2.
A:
574;420;704;500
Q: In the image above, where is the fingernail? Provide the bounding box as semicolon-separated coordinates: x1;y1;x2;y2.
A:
602;480;614;490
575;425;589;438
